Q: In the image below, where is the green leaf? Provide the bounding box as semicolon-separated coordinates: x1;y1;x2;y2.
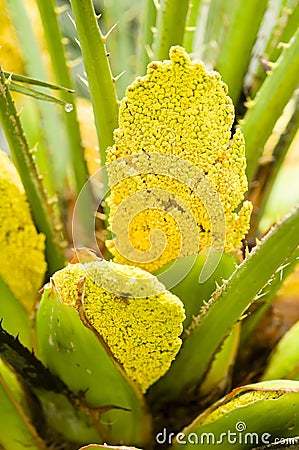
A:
69;0;119;165
199;323;240;401
156;253;238;329
8;81;72;108
250;0;299;96
35;390;101;445
262;320;299;381
240;247;299;348
101;0;137;98
6;0;70;195
137;0;157;74
35;283;152;446
242;28;299;182
170;380;299;450
269;1;299;62
0;276;32;349
0;68;66;274
69;0;119;228
152;0;189;60
183;0;203;53
0;325;103;445
3;71;75;92
35;0;92;200
149;205;299;403
213;0;268;104
249;91;299;236
0;359;47;450
200;0;238;68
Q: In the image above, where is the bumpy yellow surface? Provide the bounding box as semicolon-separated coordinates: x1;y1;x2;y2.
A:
52;261;185;392
106;46;252;272
0;151;47;311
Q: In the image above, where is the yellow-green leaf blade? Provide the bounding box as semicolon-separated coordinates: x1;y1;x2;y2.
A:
35;284;152;446
171;380;299;450
0;359;47;450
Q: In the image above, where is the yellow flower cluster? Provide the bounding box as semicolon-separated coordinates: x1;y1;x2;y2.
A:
0;0;24;74
106;46;252;273
0;150;47;311
0;0;49;76
52;261;185;392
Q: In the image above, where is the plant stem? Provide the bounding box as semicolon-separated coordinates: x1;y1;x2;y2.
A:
270;1;299;62
152;0;190;60
214;0;268;104
201;0;238;68
69;0;119;240
69;0;119;166
35;0;90;198
137;0;157;74
249;91;299;236
251;0;299;96
242;28;299;183
101;0;137;98
6;0;62;195
184;0;203;53
0;69;66;274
